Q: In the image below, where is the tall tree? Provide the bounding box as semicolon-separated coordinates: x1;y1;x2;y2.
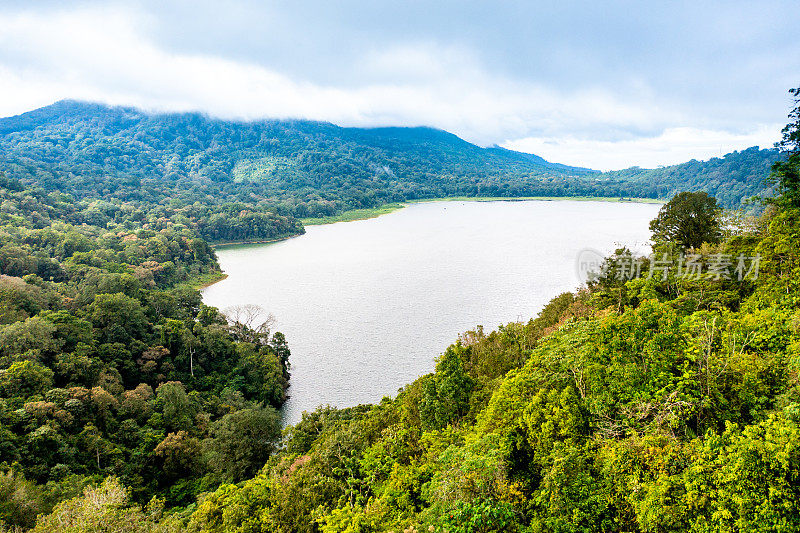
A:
776;87;800;155
649;191;722;249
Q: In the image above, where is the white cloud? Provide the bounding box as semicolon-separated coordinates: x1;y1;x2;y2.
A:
0;5;787;170
503;126;782;171
0;8;679;133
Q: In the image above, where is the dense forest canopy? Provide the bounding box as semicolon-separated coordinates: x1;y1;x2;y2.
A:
0;178;292;527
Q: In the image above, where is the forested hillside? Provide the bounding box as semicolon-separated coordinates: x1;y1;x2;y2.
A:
0;101;781;221
0;178;292;527
0;100;595;222
608;146;782;208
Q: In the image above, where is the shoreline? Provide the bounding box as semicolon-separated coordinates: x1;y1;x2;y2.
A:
302;195;663;227
409;195;663;204
195;273;228;289
184;271;229;290
212;232;305;249
300;203;406;226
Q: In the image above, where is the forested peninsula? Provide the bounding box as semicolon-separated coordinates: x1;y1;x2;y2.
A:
0;92;796;531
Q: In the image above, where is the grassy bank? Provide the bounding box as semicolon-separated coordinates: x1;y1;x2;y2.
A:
300;203;406;226
182;270;229;290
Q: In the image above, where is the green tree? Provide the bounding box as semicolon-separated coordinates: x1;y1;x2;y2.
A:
155;382;195;433
153;431;202;480
234;343;288;407
649;191;722;249
420;344;475;430
0;317;62;362
205;406;282;482
88;293;148;345
685;413;800;532
0;360;54;397
776;87;800;155
0;470;48;529
769;87;800;208
31;477;178;533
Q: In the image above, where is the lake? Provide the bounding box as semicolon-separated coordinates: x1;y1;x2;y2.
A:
202;200;661;424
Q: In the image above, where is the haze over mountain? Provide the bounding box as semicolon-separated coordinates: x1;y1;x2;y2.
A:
0;2;792;169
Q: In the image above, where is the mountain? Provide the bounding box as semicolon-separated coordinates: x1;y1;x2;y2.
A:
0;100;596;217
0;100;782;219
606;146;782;208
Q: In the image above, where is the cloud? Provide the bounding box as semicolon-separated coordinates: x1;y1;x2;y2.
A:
0;3;793;169
503;126;782;171
0;8;673;137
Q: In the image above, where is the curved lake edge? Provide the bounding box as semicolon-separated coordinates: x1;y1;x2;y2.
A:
203;200;661;424
212;232;306;249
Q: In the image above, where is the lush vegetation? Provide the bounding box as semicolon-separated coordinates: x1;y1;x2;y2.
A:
0;178;291;528
649;191;722;249
0;101;781;224
0;93;795;530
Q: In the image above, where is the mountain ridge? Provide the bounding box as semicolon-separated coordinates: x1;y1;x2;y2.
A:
0;100;782;213
0;99;595;173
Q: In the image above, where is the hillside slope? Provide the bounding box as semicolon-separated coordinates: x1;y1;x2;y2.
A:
0;101;781;215
607;146;781;208
0;101;596;218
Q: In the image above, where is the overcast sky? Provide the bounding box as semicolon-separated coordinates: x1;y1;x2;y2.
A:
0;0;796;170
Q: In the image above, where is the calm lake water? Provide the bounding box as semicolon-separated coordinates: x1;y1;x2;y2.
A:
202;200;661;424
